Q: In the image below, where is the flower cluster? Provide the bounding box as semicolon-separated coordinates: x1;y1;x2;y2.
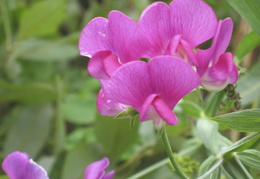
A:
1;151;114;179
79;0;238;127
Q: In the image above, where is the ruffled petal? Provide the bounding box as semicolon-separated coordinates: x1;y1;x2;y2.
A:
108;11;139;63
97;89;125;116
169;0;217;47
2;151;48;179
79;17;110;57
88;51;120;80
137;2;171;57
84;157;110;179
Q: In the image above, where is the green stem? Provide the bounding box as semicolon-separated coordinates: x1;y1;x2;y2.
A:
161;127;189;179
197;157;223;179
0;0;12;51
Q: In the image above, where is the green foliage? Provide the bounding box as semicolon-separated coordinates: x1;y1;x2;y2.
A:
211;109;260;132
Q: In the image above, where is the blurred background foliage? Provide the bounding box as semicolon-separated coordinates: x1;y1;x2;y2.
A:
0;0;260;178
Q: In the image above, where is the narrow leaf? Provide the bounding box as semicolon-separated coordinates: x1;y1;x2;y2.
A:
237;149;260;169
211;109;260;132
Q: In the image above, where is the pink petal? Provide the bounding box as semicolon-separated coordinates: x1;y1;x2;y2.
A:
196;18;234;76
79;17;111;57
108;11;139;63
137;2;171;57
2;151;48;179
103;171;115;179
97;89;125;116
107;61;151;111
149;56;201;108
88;51;120;80
201;53;238;91
169;0;217;47
84;157;110;179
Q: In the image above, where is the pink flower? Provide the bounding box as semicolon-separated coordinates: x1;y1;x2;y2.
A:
79;11;140;80
136;0;218;66
84;157;114;179
196;18;238;91
2;151;49;179
104;56;201;128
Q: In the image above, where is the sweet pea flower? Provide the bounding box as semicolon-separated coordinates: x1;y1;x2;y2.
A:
136;0;218;66
84;157;114;179
196;18;238;91
104;56;201;128
79;10;140;80
2;151;49;179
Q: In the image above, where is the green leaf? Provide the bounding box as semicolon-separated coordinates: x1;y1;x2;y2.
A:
227;0;260;36
61;144;100;179
18;0;66;39
223;157;253;179
3;104;53;158
204;91;225;117
0;176;9;179
178;100;203;118
0;80;56;103
61;95;96;124
220;132;260;155
13;38;79;61
237;61;260;106
198;155;217;177
94;114;139;159
196;118;219;154
237;149;260;169
211;109;260;132
235;31;260;61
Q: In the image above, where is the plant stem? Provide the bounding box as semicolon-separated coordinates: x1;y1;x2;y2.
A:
161;127;189;179
197;157;223;179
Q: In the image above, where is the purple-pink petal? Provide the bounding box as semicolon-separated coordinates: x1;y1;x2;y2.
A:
79;17;110;57
169;0;217;47
107;56;200;125
84;157;114;179
2;151;48;179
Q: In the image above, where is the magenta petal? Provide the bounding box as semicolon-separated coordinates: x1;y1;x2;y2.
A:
103;171;115;179
88;51;120;79
152;96;178;126
149;56;201;108
140;94;159;122
137;2;171;57
107;61;151;111
97;89;125;116
79;17;110;57
169;0;217;47
108;11;138;63
84;157;110;179
2;151;48;179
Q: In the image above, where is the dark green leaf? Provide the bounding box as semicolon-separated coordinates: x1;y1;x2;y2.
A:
235;31;260;61
0;80;56;103
237;149;260;169
211;109;260;132
3;104;53;158
94;114;139;159
227;0;260;36
237;61;260;106
18;0;66;39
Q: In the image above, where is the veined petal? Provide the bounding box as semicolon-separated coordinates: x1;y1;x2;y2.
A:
108;11;139;63
107;61;151;111
88;51;119;80
97;89;125;116
149;56;201;108
84;158;110;179
2;151;48;179
170;0;217;47
137;2;171;57
79;17;110;57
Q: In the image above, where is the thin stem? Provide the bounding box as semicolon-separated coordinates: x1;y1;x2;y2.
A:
0;0;12;51
161;127;189;179
197;157;224;179
128;158;169;179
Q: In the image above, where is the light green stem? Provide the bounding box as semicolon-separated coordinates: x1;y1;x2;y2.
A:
161;128;189;179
